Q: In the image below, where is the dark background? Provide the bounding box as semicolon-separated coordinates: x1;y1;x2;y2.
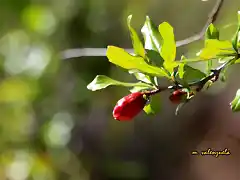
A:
0;0;240;180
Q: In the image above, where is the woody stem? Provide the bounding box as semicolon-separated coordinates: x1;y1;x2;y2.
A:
145;56;237;96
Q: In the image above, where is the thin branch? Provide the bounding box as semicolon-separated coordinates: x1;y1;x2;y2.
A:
176;0;224;47
61;0;224;60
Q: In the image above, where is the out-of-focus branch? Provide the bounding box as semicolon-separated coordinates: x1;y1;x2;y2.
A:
175;0;224;47
61;0;224;60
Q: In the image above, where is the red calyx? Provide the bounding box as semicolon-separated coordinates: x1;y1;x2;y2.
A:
113;92;148;121
169;89;188;104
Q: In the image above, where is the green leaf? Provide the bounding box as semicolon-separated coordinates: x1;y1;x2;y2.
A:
182;65;206;83
197;39;235;59
143;93;161;115
127;15;145;58
129;86;153;93
128;70;152;84
145;49;164;67
158;22;176;73
106;46;170;78
202;80;213;91
232;27;240;53
205;23;219;40
178;56;187;79
205;24;219;73
176;58;210;64
207;60;213;74
127;15;156;86
87;75;153;91
141;16;162;52
232;11;240;52
153;77;159;86
234;58;240;63
231;89;240;112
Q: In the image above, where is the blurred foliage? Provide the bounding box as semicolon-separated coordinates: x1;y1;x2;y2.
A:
0;0;239;180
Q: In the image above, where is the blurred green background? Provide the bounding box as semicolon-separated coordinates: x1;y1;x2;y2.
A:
0;0;240;180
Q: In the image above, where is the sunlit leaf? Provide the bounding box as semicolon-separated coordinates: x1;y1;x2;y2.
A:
205;23;219;40
127;15;145;58
141;16;162;52
232;11;240;52
205;24;219;74
128;70;152;84
206;59;213;74
127;15;155;85
230;89;240;112
178;56;186;79
232;27;240;53
234;58;240;63
158;22;176;73
197;39;235;59
106;46;170;78
182;65;206;83
143;93;161;115
129;85;153;93
87;75;154;91
238;10;240;22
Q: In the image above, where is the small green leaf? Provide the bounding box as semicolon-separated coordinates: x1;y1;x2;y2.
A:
129;86;153;93
205;23;219;40
176;58;210;63
205;24;219;73
145;49;164;67
234;58;240;63
197;39;234;59
232;27;240;53
143;93;161;115
232;11;240;52
128;70;152;84
106;46;170;78
219;56;235;64
141;16;162;52
207;59;213;74
87;75;153;91
127;15;145;58
183;65;206;83
158;22;176;73
202;80;213;91
231;89;240;112
127;16;156;86
153;77;159;86
178;56;187;79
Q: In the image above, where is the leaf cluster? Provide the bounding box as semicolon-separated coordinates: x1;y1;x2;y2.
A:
87;12;240;115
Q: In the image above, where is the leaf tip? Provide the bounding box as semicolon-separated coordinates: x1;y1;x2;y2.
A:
127;15;133;27
146;16;150;21
107;45;113;49
127;14;133;21
86;83;94;91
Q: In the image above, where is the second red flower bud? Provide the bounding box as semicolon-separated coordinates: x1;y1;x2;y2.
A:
169;89;188;104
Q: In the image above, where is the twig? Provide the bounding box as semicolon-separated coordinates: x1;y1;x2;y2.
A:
176;0;224;47
61;0;224;60
149;56;235;95
187;56;235;91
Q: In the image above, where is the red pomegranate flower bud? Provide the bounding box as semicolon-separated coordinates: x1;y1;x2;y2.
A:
169;89;188;104
113;92;148;121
